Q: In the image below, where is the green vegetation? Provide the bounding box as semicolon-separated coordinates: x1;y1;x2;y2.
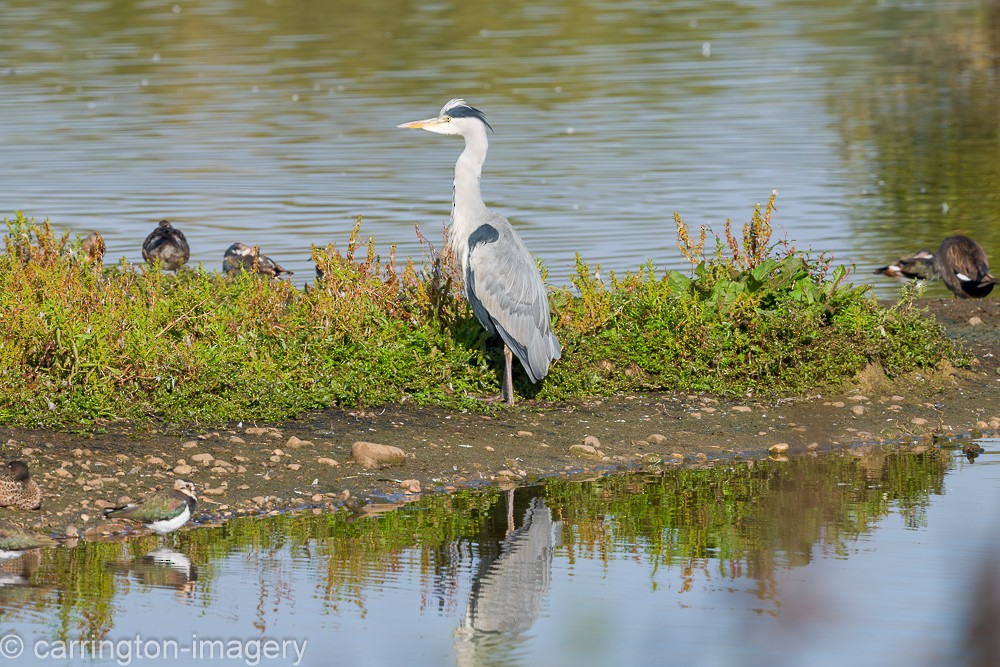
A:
0;199;960;427
6;447;954;642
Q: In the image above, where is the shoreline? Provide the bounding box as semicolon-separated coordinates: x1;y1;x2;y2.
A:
1;297;996;539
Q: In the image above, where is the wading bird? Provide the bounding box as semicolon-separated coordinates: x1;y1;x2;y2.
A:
399;99;561;405
103;479;197;535
142;220;190;272
0;461;42;511
875;235;997;298
223;242;293;279
0;522;56;560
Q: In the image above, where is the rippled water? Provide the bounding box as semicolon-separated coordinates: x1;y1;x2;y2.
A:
3;0;1000;297
0;441;997;666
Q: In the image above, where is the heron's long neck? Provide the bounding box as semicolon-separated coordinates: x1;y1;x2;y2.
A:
450;128;489;269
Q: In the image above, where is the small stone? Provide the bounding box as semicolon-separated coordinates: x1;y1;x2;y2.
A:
848;395;869;402
689;412;702;419
203;487;226;496
228;436;246;444
72;448;84;457
181;440;199;449
516;431;533;438
246;427;283;439
146;456;165;466
316;457;339;467
21;448;34;456
311;494;324;502
93;499;115;510
583;435;602;449
851;405;865;416
485;446;495;452
647;433;669;445
191;453;215;465
831;401;846;408
969;316;983;326
233;455;250;463
173;464;194;475
891;395;905;402
352;441;407;469
272;449;285;457
268;455;282;463
287;463;302;471
911;417;929;426
806;442;820;451
54;468;72;478
65;525;79;538
732;406;752;413
238;484;250;491
286;436;310;449
570;444;602;458
399;479;421;494
768;443;790;454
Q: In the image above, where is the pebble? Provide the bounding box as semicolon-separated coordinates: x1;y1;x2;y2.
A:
287;463;302;471
582;435;602;449
65;525;79;538
352;441;407;469
891;395;905;402
570;444;602;458
831;401;846;408
399;479;421;494
286;436;313;449
173;464;194;475
851;406;865;416
228;436;246;444
316;458;339;467
93;499;115;510
181;440;198;449
911;417;928;426
647;433;669;445
732;406;752;413
268;455;282;463
969;316;983;326
246;427;283;439
272;449;285;457
54;468;72;478
146;456;166;466
768;443;790;454
516;431;533;438
192;453;215;465
203;487;226;496
485;446;495;452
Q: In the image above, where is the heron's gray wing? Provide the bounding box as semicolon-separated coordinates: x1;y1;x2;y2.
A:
465;217;560;383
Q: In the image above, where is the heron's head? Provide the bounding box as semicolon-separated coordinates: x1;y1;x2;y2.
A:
398;98;493;136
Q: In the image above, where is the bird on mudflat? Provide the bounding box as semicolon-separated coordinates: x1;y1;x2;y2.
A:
0;461;42;511
875;235;997;298
0;522;57;560
142;220;190;272
398;99;561;405
222;242;293;279
874;249;935;283
103;479;197;535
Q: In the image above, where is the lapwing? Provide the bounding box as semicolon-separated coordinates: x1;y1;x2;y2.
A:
142;220;190;272
222;242;293;279
103;479;197;535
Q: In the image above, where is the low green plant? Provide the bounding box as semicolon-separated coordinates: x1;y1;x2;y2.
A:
0;201;961;427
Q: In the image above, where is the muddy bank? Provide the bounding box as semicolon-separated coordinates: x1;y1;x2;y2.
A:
1;297;997;539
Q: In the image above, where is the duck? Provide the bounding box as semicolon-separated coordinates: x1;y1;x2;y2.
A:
875;235;997;298
80;231;105;263
222;243;293;279
0;461;42;511
0;522;57;561
103;479;197;535
142;220;190;272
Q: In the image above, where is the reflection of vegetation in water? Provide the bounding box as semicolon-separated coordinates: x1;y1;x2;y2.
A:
7;448;952;641
0;211;959;426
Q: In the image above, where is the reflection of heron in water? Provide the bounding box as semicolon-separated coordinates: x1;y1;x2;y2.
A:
455;489;560;666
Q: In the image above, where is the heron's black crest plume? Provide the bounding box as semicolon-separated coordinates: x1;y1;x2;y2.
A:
442;99;494;132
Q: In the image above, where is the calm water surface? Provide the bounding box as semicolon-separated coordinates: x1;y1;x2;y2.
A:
0;441;996;666
3;1;1000;296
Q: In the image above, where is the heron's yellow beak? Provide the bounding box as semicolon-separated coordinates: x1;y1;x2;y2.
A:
397;117;441;129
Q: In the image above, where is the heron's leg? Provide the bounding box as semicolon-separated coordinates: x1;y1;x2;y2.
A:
503;345;515;406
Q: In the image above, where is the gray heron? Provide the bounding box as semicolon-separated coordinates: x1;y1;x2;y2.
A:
142;220;190;272
875;235;997;298
398;99;561;405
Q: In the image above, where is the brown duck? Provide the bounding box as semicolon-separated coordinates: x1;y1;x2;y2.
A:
875;235;997;298
0;461;41;511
